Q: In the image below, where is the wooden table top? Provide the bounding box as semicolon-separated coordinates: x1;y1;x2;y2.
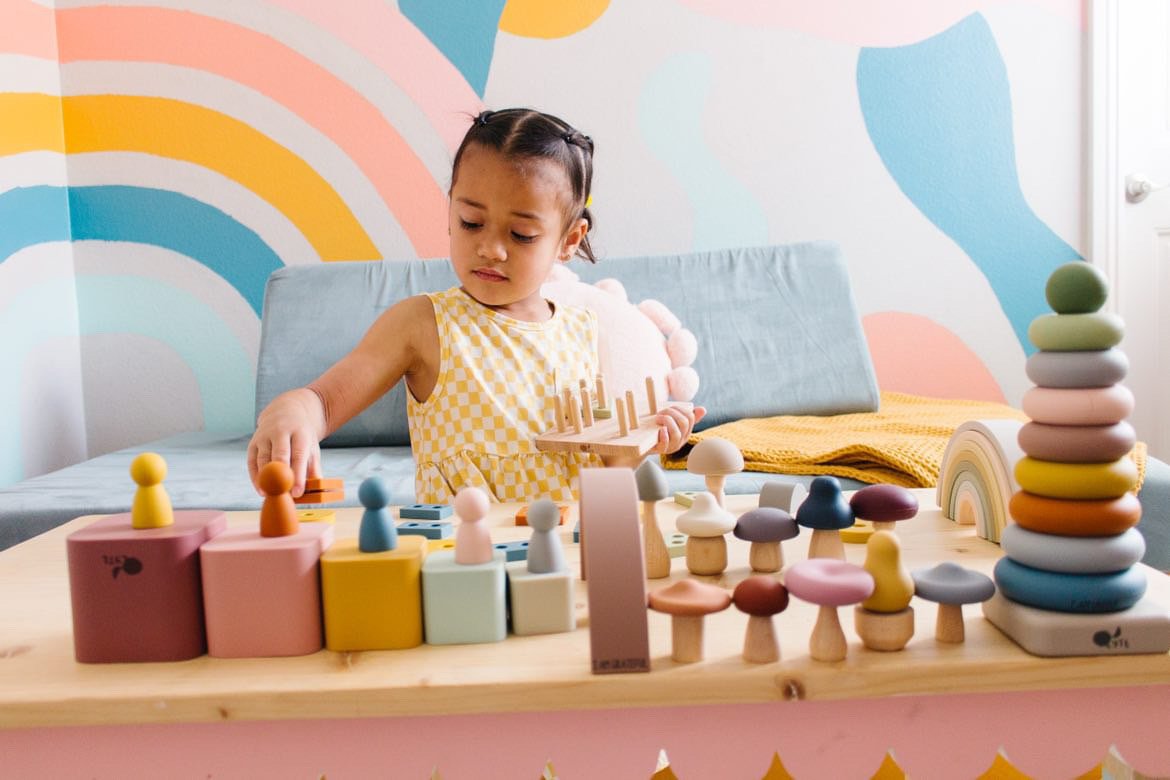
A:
2;490;1168;728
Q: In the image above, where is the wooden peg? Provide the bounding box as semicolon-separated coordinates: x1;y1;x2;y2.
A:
562;387;573;422
580;385;594;426
645;376;658;415
595;374;608;408
617;399;629;436
568;394;583;434
625;391;638;428
553;393;566;433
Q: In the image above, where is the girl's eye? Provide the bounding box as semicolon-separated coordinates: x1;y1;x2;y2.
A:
459;219;481;230
512;232;537;243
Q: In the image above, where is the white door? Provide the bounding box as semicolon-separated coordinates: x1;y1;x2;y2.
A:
1094;0;1170;460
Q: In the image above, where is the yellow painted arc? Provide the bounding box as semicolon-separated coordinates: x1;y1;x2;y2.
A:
0;93;378;261
499;0;610;39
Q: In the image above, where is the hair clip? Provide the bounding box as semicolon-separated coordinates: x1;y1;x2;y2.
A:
476;111;492;127
585;194;593;208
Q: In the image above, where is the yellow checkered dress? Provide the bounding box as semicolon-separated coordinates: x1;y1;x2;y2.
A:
408;287;603;503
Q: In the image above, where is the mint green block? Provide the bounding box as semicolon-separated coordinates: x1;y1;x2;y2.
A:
1028;312;1124;351
422;550;506;645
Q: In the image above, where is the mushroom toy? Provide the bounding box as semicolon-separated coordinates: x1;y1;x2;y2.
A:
912;562;996;643
635;460;672;579
733;507;799;573
853;531;915;651
647;579;732;663
794;476;854;560
732;576;789;663
686;437;744;507
675;492;737;576
785;558;874;662
849;485;919;533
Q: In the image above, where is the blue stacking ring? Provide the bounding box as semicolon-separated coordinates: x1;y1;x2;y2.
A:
994;557;1147;613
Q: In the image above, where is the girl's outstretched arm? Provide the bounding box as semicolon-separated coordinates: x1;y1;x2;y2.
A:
247;295;438;496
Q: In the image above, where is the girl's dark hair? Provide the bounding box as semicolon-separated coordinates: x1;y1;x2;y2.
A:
451;108;597;263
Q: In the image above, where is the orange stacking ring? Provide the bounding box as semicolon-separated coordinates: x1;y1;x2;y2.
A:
1009;491;1142;536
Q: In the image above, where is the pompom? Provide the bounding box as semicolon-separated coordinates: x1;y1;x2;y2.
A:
667;366;700;402
637;299;681;335
666;328;698;367
594;278;628;301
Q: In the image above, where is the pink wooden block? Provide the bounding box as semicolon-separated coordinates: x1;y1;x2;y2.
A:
66;510;226;663
200;523;333;658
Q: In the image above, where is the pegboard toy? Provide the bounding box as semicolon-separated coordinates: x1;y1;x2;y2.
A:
422;487;507;645
321;478;425;651
200;461;332;658
507;500;574;636
673;491;698;507
398;520;453;540
535;373;691;460
293;476;344;505
580;468;650;674
493;539;530;562
66;453;225;663
400;503;453;521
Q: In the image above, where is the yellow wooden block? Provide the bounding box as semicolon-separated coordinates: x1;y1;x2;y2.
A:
1014;456;1138;500
427;538;456;553
297;509;335;524
320;535;426;651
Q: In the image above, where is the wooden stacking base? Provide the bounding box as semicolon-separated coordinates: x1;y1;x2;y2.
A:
982;591;1170;657
536;402;693;460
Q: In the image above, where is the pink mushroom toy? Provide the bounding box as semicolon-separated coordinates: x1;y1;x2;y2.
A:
785;558;874;662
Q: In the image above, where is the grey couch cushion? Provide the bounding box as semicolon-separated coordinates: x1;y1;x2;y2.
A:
255;242;879;446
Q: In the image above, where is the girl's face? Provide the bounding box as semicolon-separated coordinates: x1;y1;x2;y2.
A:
449;144;587;321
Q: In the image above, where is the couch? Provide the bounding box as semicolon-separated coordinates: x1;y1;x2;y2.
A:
2;243;1167;571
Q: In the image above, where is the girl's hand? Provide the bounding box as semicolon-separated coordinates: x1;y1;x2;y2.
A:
247;388;326;497
654;404;706;455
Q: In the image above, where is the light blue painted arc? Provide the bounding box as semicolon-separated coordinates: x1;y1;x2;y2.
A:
399;0;507;97
2;275;255;486
856;13;1082;355
0;186;283;315
638;52;769;251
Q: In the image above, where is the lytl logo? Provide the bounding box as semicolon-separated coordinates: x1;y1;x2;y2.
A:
1092;627;1128;650
102;554;144;579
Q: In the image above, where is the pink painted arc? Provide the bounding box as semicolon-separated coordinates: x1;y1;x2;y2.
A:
270;0;484;153
676;0;1082;46
51;3;447;258
0;0;56;59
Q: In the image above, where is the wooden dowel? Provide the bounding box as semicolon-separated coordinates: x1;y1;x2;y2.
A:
625;391;638;428
646;376;658;415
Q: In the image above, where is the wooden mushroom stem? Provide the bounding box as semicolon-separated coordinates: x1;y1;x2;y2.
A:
935;602;967;643
807;528;845;561
809;605;848;662
704;474;727;507
872;520;897;532
743;614;780;664
671;614;706;663
749;540;783;573
641;500;671;579
685;535;727;576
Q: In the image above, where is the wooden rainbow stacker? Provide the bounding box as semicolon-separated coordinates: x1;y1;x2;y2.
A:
534;374;692;460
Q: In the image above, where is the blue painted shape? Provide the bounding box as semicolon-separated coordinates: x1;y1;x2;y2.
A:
397;520;454;540
1;275;256;485
399;0;507;97
493;539;529;562
0;186;283;315
857;14;1082;355
359;477;397;552
399;503;454;520
639;53;769;251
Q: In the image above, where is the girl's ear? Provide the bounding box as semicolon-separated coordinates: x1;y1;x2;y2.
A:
559;217;589;260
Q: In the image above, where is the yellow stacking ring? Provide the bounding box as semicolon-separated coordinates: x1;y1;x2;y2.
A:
1014;456;1139;500
1009;491;1142;536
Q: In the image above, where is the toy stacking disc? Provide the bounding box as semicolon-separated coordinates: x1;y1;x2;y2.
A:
1027;312;1123;352
1000;524;1146;574
1045;261;1109;314
1009;491;1142;536
1025;348;1128;389
994;557;1146;613
1014;456;1139;500
1017;421;1136;463
1022;385;1134;426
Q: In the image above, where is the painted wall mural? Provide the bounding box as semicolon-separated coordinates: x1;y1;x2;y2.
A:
0;0;1084;487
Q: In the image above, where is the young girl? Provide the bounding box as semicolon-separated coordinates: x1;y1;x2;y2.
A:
248;108;704;502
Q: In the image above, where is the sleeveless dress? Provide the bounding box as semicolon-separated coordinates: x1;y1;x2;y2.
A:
408;287;603;503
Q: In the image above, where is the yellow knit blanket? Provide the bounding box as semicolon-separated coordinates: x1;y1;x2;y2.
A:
663;391;1147;489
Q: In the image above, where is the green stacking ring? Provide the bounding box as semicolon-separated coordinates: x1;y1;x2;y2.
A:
1045;262;1109;314
1014;456;1139;500
1028;312;1123;351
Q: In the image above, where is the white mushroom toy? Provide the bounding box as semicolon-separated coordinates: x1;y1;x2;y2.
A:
675;492;736;576
685;437;744;507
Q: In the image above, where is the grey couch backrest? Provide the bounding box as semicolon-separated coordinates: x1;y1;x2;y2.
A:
255;242;879;446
